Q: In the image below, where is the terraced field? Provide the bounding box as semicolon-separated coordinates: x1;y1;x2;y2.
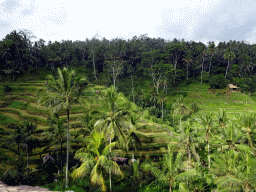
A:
1;78;256;176
0;79;173;175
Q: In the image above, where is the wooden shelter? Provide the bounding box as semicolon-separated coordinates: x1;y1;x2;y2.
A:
228;84;240;92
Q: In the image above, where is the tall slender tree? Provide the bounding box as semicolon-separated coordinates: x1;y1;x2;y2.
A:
40;67;86;188
94;86;132;191
198;113;213;169
224;47;236;79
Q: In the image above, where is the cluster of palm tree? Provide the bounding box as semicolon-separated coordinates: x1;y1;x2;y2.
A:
154;109;256;191
38;67;256;191
5;121;39;182
39;67;142;191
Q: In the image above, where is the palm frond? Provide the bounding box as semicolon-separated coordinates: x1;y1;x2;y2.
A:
72;159;95;178
175;169;200;183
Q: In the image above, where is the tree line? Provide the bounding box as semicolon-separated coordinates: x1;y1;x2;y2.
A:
1;30;256;93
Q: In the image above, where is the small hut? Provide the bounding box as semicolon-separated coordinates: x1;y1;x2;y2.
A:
228;84;240;92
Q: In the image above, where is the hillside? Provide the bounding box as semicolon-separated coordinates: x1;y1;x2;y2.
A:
1;72;256;191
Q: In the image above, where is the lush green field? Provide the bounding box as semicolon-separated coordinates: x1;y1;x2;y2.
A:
1;72;256;191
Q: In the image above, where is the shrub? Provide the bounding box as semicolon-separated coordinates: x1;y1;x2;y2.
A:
209;74;227;89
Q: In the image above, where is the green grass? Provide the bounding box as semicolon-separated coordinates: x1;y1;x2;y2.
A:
0;112;18;125
9;101;28;109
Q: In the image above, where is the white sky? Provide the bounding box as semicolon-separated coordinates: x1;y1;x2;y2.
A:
0;0;256;46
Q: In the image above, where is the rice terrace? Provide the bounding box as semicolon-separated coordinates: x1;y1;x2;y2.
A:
1;30;256;191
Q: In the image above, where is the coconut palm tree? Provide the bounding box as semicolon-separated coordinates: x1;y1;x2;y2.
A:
1;39;13;67
216;109;229;128
8;124;26;171
94;85;132;191
94;86;131;144
198;113;214;169
172;95;187;127
218;122;243;150
72;132;123;192
39;67;86;188
126;112;143;160
207;43;215;73
157;92;167;121
223;47;236;78
177;119;202;172
235;113;256;154
22;121;38;176
142;144;200;192
182;54;193;80
42;113;66;174
214;149;256;192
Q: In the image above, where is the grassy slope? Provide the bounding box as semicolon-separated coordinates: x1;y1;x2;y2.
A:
1;73;256;176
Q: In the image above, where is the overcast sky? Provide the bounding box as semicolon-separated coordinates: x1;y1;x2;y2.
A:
0;0;256;46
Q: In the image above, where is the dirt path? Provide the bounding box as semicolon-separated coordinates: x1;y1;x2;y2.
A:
0;181;59;192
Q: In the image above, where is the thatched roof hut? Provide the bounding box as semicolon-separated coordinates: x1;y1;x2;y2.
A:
228;84;240;92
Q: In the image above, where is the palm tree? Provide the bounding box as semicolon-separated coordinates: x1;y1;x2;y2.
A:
214;149;256;192
172;95;187;127
235;113;256;154
223;47;236;78
3;61;21;81
40;67;86;188
94;85;132;191
150;87;158;108
74;112;97;139
219;122;243;150
207;43;215;73
126;112;143;160
1;39;13;67
8;124;26;170
216;109;229;128
142;144;199;192
22;121;38;176
94;86;131;143
42;113;66;174
177;119;201;172
198;113;213;169
157;92;167;121
182;54;193;80
72;132;123;192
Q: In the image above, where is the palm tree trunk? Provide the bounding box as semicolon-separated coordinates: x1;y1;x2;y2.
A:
92;53;98;84
207;133;210;169
15;43;23;71
18;144;20;161
201;63;203;86
61;140;63;174
65;109;70;189
208;57;213;73
180;111;182;128
225;60;230;79
187;65;188;80
174;63;177;83
109;136;112;192
26;145;28;176
131;74;135;103
162;101;164;120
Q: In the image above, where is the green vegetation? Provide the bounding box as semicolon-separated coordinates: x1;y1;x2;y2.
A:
2;30;256;191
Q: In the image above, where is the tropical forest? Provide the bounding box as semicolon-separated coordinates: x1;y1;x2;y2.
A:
1;30;256;191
